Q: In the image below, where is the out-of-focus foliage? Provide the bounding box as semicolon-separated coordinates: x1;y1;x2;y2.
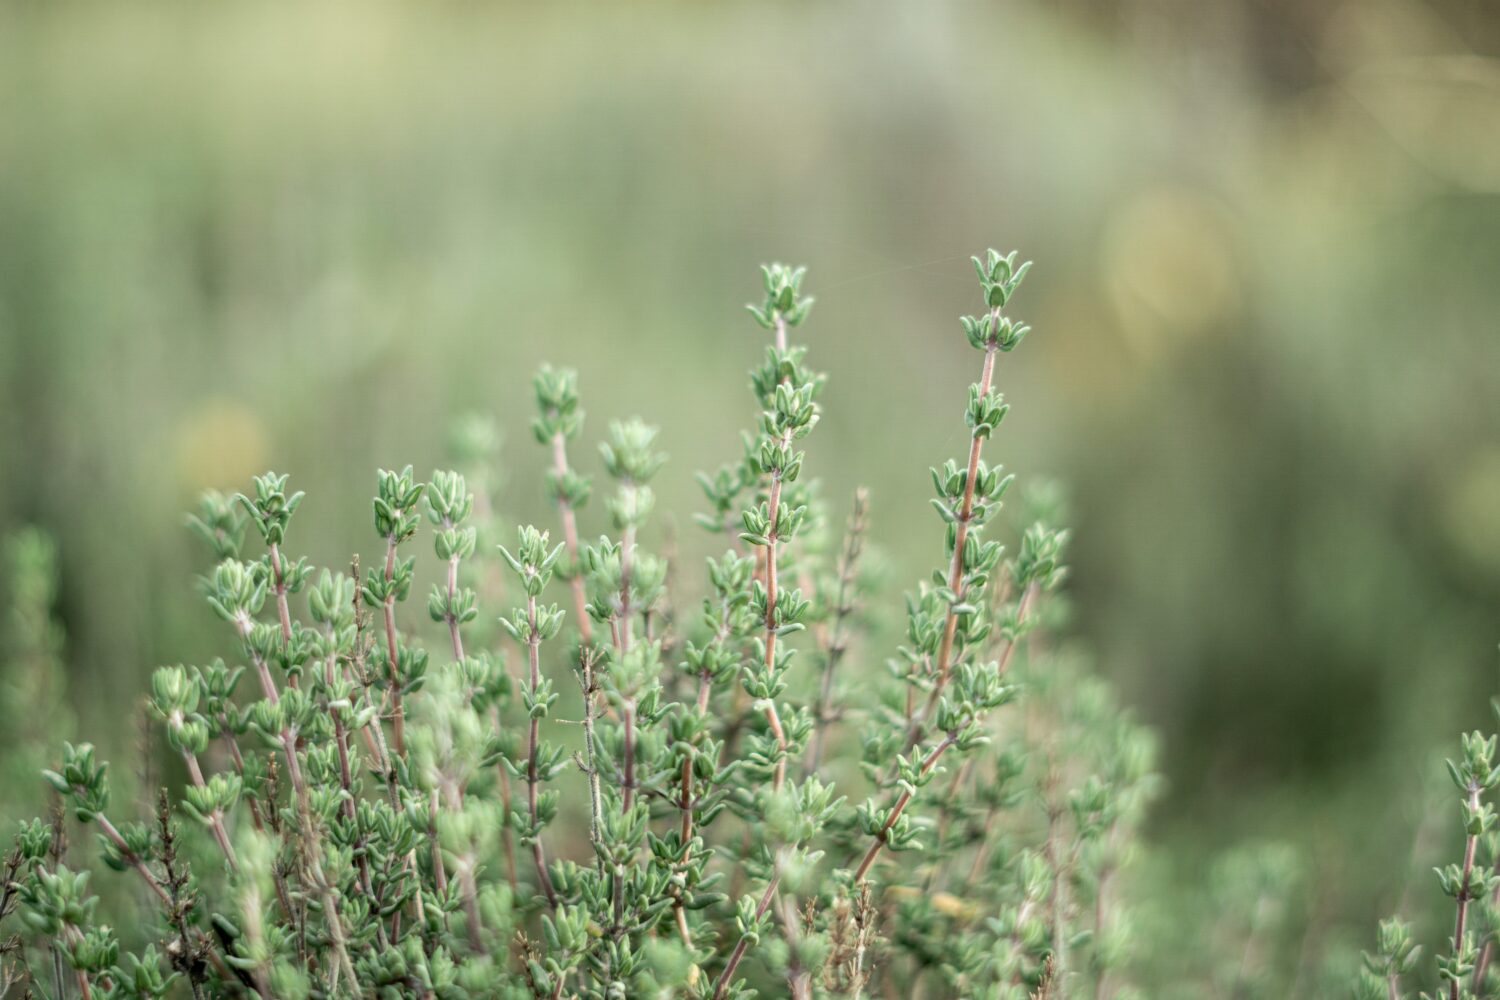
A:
2;0;1500;994
0;529;73;820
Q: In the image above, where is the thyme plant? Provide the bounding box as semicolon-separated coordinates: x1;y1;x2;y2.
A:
1356;722;1500;1000
3;251;1157;999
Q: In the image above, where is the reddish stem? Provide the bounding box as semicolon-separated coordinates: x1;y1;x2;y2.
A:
853;733;959;883
712;870;783;1000
96;814;172;908
921;335;998;721
1453;786;1482;1000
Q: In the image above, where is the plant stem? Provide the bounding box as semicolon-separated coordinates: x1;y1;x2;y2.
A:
1092;858;1115;1000
218;723;264;832
279;728;359;991
622;699;638;812
1472;830;1500;992
936;332;998;669
854;732;960;883
94;814;172;908
1043;774;1070;994
910;329;999;742
619;491;639;653
806;488;868;776
673;745;697;950
1452;784;1482;1000
526;592;558;908
762;472;789;792
182;752;239;871
1476;941;1494;995
579;652;605;870
323;632;387;950
240;621;280;706
443;530;466;665
550;431;592;646
780;892;812;1000
269;542;294;647
711;868;782;1000
382;535;407;757
490;705;520;892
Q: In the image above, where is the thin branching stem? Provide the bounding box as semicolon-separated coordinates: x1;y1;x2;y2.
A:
526;591;558;908
550;431;593;646
1452;784;1483;1000
911;324;999;743
382;535;407;757
806;488;868;776
712;868;783;1000
854;732;961;883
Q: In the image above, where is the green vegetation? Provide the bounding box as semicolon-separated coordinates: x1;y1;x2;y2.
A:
0;255;1159;998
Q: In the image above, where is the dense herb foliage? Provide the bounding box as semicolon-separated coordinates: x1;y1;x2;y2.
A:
2;253;1157;998
1357;724;1500;1000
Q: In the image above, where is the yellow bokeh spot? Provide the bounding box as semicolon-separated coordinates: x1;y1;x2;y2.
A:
174;399;269;492
1101;188;1241;355
1440;448;1500;574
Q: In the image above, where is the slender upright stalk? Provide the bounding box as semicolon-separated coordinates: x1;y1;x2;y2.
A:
323;625;387;949
1451;784;1483;1000
806;489;868;776
780;892;812;1000
551;430;592;646
622;698;638;812
381;535;407;757
1043;775;1070;992
490;704;520;892
157;792;221;999
278;728;358;991
240;624;280;706
1476;930;1497;995
443;542;466;664
323;628;359;824
911;326;999;742
618;487;639;653
672;602;731;949
526;591;558;907
269;542;294;647
711;868;783;1000
579;651;605;870
182;753;239;871
218;723;264;832
761;472;790;793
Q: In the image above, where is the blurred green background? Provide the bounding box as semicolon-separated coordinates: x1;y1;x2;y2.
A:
3;0;1499;991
